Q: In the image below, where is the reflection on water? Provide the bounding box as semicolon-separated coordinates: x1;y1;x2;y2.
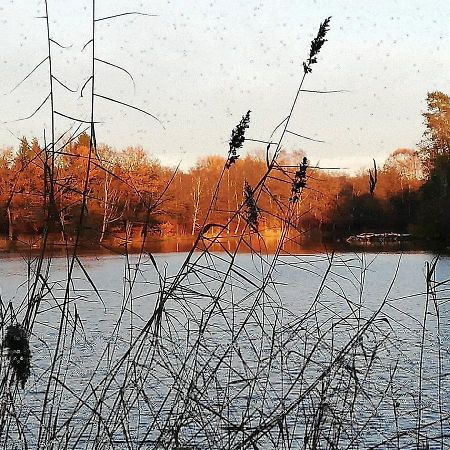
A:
0;233;444;257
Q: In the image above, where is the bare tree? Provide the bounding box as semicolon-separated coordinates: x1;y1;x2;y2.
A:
98;146;123;243
191;175;202;235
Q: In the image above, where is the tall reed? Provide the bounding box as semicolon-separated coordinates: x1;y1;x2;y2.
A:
0;6;448;450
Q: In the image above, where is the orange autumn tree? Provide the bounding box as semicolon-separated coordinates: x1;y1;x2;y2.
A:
0;131;428;244
8;138;46;237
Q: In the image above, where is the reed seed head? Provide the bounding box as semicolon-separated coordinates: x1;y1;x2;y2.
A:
290;156;308;203
226;110;251;169
244;181;259;231
303;17;331;74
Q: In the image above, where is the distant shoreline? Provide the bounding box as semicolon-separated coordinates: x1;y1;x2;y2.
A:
0;232;447;256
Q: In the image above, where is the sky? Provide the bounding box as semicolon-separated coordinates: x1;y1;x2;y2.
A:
1;0;449;172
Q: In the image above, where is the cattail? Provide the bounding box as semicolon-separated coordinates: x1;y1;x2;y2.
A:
303;17;331;74
244;181;259;231
290;156;308;203
3;323;31;388
226;110;251;169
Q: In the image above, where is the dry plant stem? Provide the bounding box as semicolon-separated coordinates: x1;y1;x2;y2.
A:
430;265;444;450
38;0;98;446
2;11;450;450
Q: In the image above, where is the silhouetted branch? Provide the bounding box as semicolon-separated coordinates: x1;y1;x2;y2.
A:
80;76;93;97
94;58;136;89
300;88;349;94
81;39;93;52
52;75;77;93
49;38;72;49
95;12;157;22
54;110;102;123
94;93;163;127
286;130;326;143
4;93;50;123
10;56;49;93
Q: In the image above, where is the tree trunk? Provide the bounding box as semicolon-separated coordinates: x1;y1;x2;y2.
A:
234;188;241;234
191;177;201;235
7;206;13;241
100;179;109;243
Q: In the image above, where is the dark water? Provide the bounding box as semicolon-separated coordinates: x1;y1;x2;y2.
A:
1;233;443;257
0;251;449;448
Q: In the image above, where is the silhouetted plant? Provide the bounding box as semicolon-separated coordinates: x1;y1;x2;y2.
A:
2;323;31;389
226;110;251;169
369;158;378;195
303;16;331;74
243;180;258;231
290;156;308;202
3;10;448;450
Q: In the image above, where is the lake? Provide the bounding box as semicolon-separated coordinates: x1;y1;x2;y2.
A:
0;250;449;449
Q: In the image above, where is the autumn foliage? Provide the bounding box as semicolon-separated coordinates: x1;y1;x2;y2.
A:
0;131;428;247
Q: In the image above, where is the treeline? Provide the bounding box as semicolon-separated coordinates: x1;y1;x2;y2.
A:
0;135;425;244
1;91;450;245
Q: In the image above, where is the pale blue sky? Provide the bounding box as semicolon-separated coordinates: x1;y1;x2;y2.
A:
1;0;449;171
